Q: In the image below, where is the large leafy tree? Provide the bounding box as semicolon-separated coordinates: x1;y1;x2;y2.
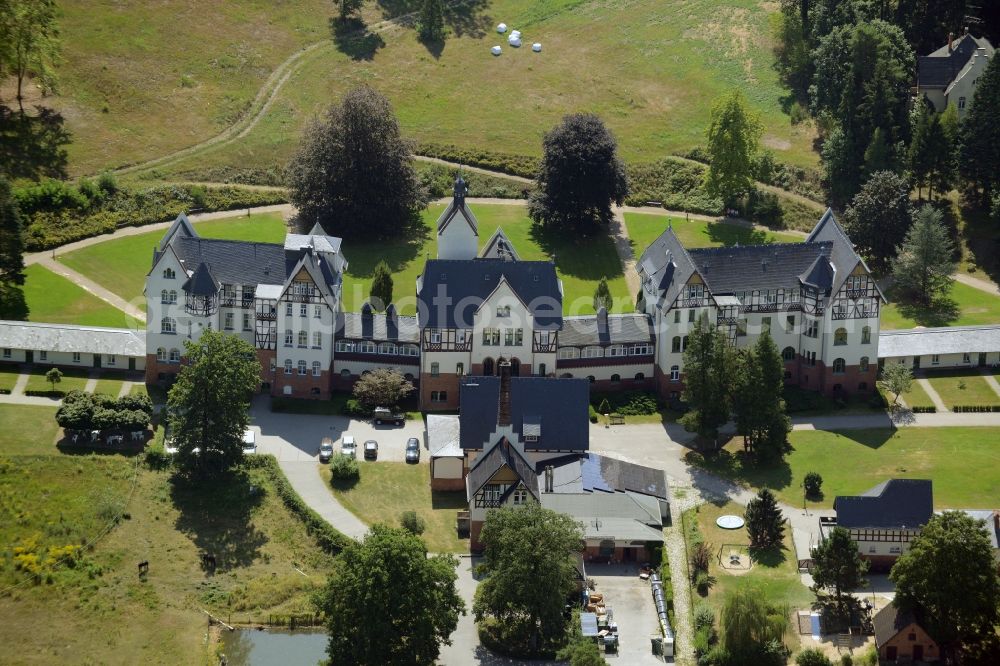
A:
0;176;27;320
890;512;1000;658
744;489;785;550
703;90;762;206
315;524;464;665
0;0;60;112
473;502;583;651
959;53;1000;206
842;170;913;272
528;113;629;235
732;331;790;460
333;0;363;21
720;584;789;663
679;312;735;443
287;85;426;240
810;526;868;612
892;205;956;306
167;331;261;479
352;368;415;409
894;0;971;54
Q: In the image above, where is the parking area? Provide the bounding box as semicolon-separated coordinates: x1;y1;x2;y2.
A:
249;395;426;463
587;563;668;665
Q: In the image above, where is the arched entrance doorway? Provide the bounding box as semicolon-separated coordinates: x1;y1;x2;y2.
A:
482;357;494;376
510;358;520;377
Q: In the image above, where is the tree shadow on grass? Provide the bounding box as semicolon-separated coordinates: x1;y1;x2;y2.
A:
685;447;794;496
344;222;431;279
893;295;960;328
705;222;774;246
329;17;385;61
443;0;491;38
750;544;787;568
0;105;70;180
431;490;466;510
826;428;895;450
529;223;624;281
420;36;446;59
170;470;267;573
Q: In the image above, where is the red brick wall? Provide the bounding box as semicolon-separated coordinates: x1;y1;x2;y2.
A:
588;377;655;393
145;354;182;384
271;368;332;399
470;520;484;553
582;544;651;562
430;475;466;491
420;373;461;411
880;622;940;662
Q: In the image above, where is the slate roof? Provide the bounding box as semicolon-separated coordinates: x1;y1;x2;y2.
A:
806;208;883;300
560;313;654;347
480;228;520;261
465;438;539;501
183;262;219;296
637;226;698;308
458;376;590;451
158;212;197;251
417;259;562;329
834;479;934;530
874;604;926;647
918;34;994;88
0;320;145;357
337;312;420;343
687;242;832;294
436;196;479;235
168;237;287;287
878;325;1000;359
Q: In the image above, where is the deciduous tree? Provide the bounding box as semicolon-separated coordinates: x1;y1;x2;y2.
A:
369;260;393;311
333;0;363;21
720;584;789;663
890;512;1000;658
679;313;734;443
1;0;60;112
704;90;762;206
745;489;785;550
45;367;61;391
810;526;868;611
287;86;426;240
878;363;912;407
891;206;955;306
473;502;583;651
528;113;629;235
352;367;415;410
0;176;26;320
315;524;464;665
167;330;260;479
842;171;913;272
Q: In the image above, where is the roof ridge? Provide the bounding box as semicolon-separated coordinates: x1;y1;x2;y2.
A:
688;241;827;255
881;323;1000;334
181;236;282;249
0;320;140;334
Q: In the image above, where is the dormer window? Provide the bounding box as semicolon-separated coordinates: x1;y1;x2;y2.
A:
497;305;511;317
163;267;175;279
512;489;528;505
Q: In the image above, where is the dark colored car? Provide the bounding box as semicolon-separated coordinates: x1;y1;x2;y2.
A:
373;407;405;426
405;437;420;464
363;440;379;460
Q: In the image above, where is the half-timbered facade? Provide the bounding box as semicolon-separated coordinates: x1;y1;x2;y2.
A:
638;209;884;398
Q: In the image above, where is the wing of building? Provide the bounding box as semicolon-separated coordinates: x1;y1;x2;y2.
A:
917;31;994;117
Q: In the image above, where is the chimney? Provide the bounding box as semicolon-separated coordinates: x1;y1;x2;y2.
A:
544;465;554;493
497;358;512;427
947;32;953;53
597;306;609;343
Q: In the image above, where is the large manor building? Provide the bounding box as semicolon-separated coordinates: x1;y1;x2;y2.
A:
142;178;883;409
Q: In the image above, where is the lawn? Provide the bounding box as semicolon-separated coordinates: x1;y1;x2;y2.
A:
881;379;936;410
624;212;805;256
56;212;288;312
0;401;339;662
23;264;133;328
922;370;1000;409
324;461;468;553
24;367;90;394
149;0;816;185
130;382;169;404
880;281;1000;330
93;376;128;398
0;366;21;392
688;427;1000;510
683;500;812;648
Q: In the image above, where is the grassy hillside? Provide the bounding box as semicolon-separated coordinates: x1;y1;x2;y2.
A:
48;0;815;177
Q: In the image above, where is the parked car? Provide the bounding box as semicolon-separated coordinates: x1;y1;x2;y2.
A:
340;434;357;458
363;440;379;460
319;437;334;463
405;437;420;464
242;429;256;455
373;407;405;426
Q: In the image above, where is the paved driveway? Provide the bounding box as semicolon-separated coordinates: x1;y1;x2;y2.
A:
587;563;666;665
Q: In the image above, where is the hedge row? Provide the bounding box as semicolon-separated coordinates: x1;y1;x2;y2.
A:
625;158;722;215
23;183;288;251
951;405;1000;412
416;143;540;179
0;388;10;395
911;405;937;413
244;454;353;555
414;162;531;200
149;165;288;187
25;389;63;398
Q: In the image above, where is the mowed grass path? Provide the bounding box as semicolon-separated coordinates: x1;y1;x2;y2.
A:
624;211;805;254
689;427;1000;510
156;0;816;182
881;281;1000;330
24;264;134;328
56;212;288;312
922;370;1000;408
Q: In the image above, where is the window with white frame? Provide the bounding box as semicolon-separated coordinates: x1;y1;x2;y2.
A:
537;331;551;346
431;390;447;403
558;347;579;359
931;354;940;365
688;309;696;323
833;358;846;374
581;346;603;359
2;348;9;359
963;353;971;364
674;310;681;323
482;328;500;345
297;360;307;375
782;346;796;361
163;267;175;279
607;345;626;357
297;331;308;347
285;303;293;316
336;340;355;353
169;348;180;362
632;344;653;355
243;313;252;331
314;305;322;319
430;362;439;377
430;330;441;344
805;319;818;338
313;332;322;348
300;303;307;317
672;336;682;353
312;361;321;377
284;329;293;347
106;355;116;366
224;312;234;330
161;289;169;303
360;341;376;353
379;342;397;355
959;96;966;110
761;316;771;333
496;305;511;317
736;319;747;337
161;317;177;334
861;326;871;344
39;351;47;361
834;328;848;346
785;315;795;334
72;352;81;363
284;359;293;374
860;356;869;371
515;329;523;346
456;362;464;375
670;365;680;381
512;489;528;505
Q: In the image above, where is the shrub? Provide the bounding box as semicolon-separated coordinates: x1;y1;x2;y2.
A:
911;405;937;413
746;189;784;228
840;656;853;666
625;158;722;213
789;101;808;125
803;472;823;499
97;171;118;194
414;162;529;199
416;143;540;179
694;571;715;595
694;625;712;656
690;541;713;577
796;648;834;666
694;604;716;631
588;404;599;424
144;443;172;471
329;454;360;483
598;398;611;415
341;398;367;417
400;510;426;535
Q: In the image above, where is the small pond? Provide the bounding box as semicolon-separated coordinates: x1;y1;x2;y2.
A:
219;628;326;666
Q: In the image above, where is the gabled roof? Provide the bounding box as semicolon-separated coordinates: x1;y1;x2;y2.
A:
466;437;539;500
874;604;928;647
458;376;590;452
436;198;479;235
169;237;287;287
183;262;219;296
919;34;994;88
878;324;1000;359
798;254;835;291
0;320;145;357
638;226;699;308
480;228;520;261
281;250;340;309
806;208;884;301
336;311;420;343
559;313;653;347
687;242;831;294
417;259;562;329
834;479;934;530
158;212;198;252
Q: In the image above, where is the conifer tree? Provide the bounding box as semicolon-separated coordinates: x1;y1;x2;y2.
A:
892;205;955;305
959;53;1000;205
369;260;394;311
745;488;785;550
0;176;27;320
418;0;445;43
679;313;734;444
592;277;612;312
